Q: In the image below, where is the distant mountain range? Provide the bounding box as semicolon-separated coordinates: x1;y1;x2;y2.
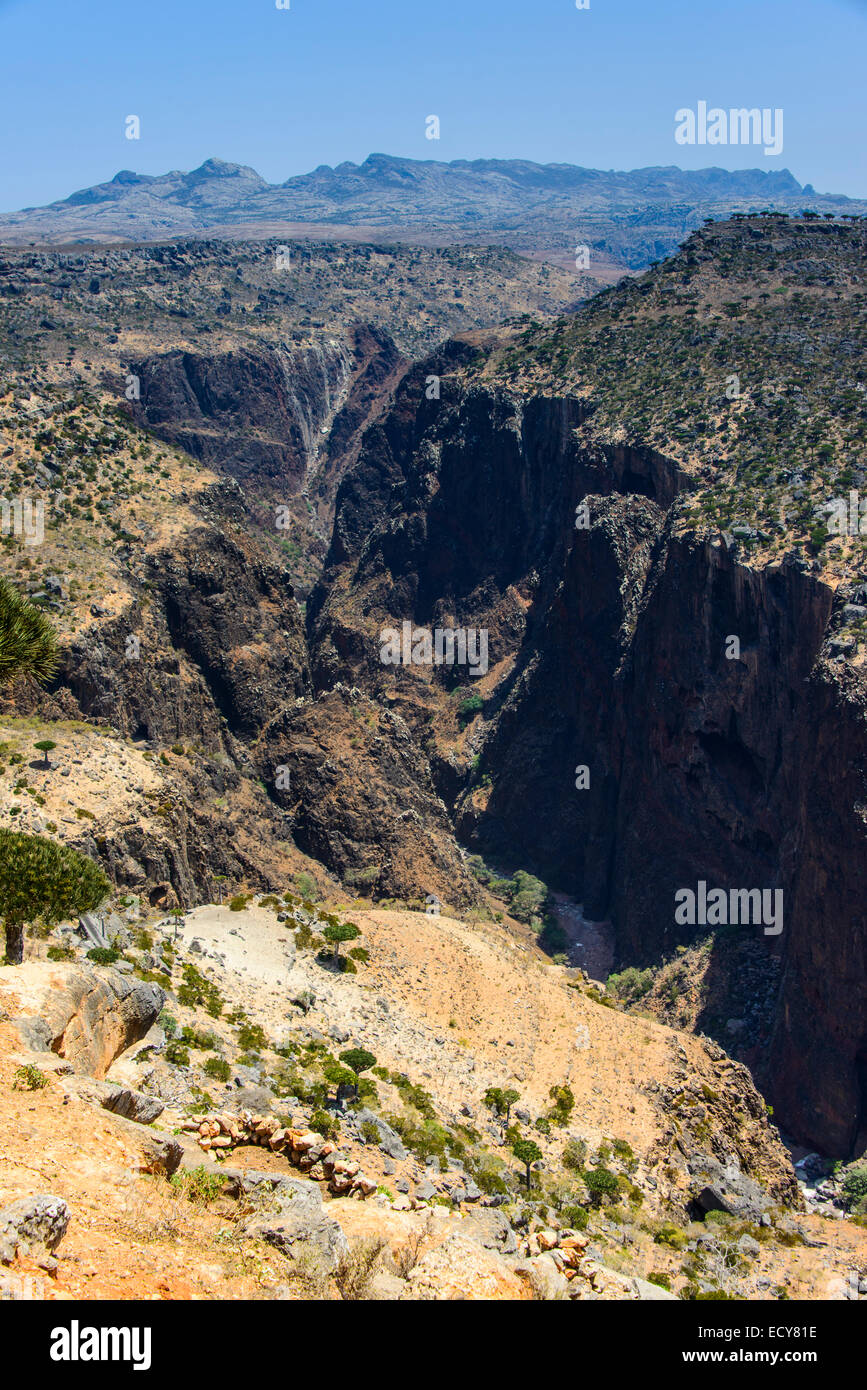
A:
1;154;864;270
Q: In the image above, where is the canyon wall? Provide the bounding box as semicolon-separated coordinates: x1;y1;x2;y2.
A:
311;375;867;1155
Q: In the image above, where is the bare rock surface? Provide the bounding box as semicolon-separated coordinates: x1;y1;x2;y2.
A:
0;963;164;1078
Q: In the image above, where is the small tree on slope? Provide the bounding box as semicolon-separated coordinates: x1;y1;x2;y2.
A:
339;1048;377;1099
323;920;360;967
512;1137;543;1190
0;829;110;965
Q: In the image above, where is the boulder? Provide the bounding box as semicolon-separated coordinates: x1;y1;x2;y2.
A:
514;1254;570;1301
61;1074;164;1125
78;913;109;950
225;1171;348;1269
689;1154;771;1222
600;1269;680;1300
354;1108;407;1161
0;1195;70;1265
100;1086;165;1125
0;963;164;1078
463;1207;518;1256
103;1113;183;1176
402;1234;527;1300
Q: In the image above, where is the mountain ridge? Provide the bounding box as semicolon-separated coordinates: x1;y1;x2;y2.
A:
4;154;863;269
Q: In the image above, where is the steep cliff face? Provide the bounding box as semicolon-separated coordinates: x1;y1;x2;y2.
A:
130;339;355;487
60;524;310;744
5;518;314;908
310;370;867;1156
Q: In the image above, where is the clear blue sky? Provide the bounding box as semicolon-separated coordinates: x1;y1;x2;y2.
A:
1;0;865;210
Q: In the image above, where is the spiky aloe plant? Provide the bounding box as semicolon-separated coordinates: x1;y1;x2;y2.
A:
0;576;58;687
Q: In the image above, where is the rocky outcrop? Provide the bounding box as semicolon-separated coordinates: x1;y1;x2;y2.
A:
0;1195;69;1266
60;525;310;745
0;963;164;1077
104;1112;183;1175
222;1170;349;1269
130;324;408;534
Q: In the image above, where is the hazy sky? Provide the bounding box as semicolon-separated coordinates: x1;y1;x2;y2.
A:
1;0;865;210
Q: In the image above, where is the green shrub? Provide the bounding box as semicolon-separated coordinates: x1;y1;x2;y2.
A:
612;1137;637;1172
181;1025;218;1050
585;1167;619;1206
841;1168;867;1211
309;1109;340;1140
165;1040;191;1067
169;1167;225;1206
228;895;249;912
203;1056;231;1082
607;966;654;1003
177;963;224;1018
293;873;317;900
86;946;120;965
237;1022;268;1051
654;1221;689;1250
47;943;74;961
547;1084;575;1126
560;1204;590;1230
12;1063;48;1091
562;1137;588;1172
457;693;483;727
509;870;548;923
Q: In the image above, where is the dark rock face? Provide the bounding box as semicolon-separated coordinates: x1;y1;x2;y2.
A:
131;342;352;487
100;1086;165;1125
130;324;407;524
311;376;867;1157
61;525;310;744
689;1155;772;1222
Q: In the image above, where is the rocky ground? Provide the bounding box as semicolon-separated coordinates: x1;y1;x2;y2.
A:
1;892;866;1301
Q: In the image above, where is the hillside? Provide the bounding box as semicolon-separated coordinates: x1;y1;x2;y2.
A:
3;894;865;1302
305;212;867;1158
0;237;583;595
